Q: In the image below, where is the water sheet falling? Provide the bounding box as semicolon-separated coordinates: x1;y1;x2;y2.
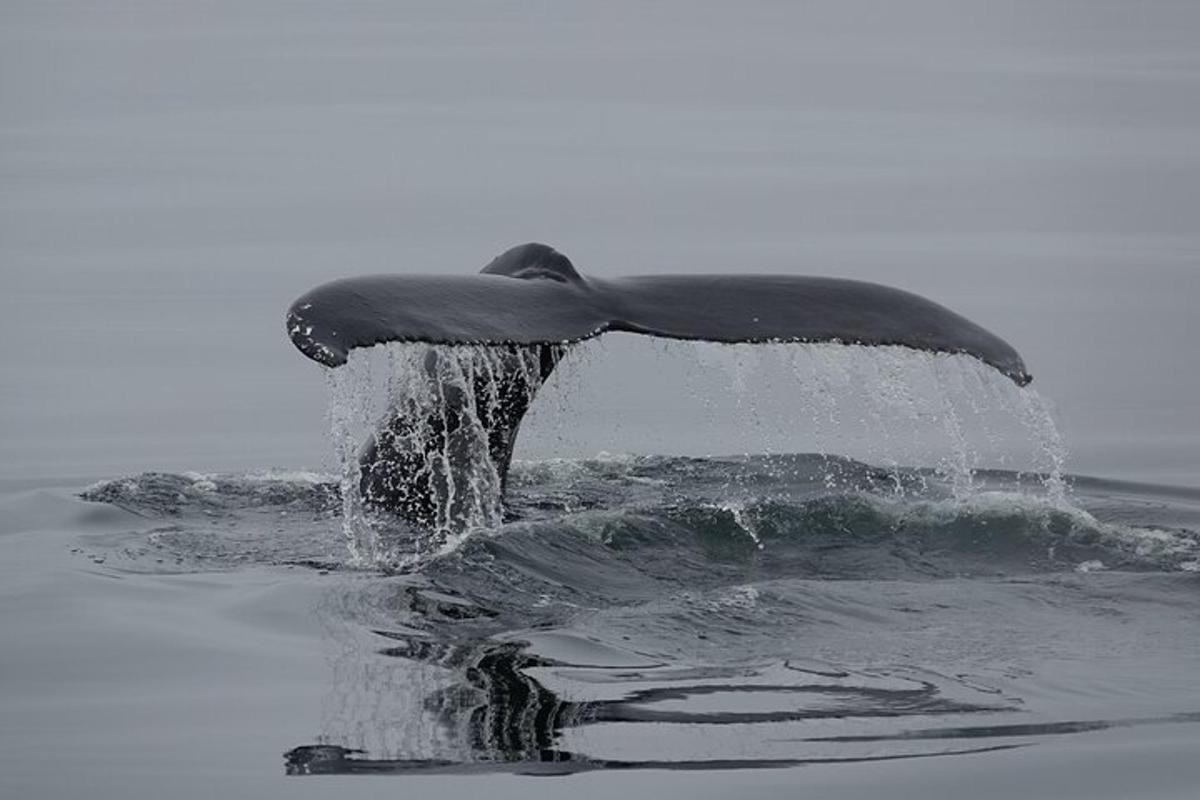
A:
326;343;558;566
326;340;1068;568
525;339;1068;500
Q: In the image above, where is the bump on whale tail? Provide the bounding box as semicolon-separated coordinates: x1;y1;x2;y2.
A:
287;243;1031;528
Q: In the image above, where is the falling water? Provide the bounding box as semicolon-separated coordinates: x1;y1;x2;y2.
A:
325;339;1069;567
673;341;1068;501
326;343;553;567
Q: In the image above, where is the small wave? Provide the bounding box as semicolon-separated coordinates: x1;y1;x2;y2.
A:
78;458;1199;582
81;471;341;515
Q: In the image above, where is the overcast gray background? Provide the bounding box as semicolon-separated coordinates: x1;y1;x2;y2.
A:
2;0;1198;485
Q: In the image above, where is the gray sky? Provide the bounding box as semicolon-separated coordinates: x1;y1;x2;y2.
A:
2;0;1198;484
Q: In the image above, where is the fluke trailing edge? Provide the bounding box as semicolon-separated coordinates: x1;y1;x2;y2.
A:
287;243;1031;529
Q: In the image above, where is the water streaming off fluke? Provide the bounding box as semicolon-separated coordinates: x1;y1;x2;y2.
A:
324;340;1068;569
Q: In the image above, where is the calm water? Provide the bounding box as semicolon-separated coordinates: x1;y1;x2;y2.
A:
2;2;1199;798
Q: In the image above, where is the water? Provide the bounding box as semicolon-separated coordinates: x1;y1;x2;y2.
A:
4;2;1200;798
65;449;1200;776
45;341;1196;786
325;341;1070;568
5;347;1200;799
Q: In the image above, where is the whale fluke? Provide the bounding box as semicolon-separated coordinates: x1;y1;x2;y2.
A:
288;242;1030;386
287;243;1031;528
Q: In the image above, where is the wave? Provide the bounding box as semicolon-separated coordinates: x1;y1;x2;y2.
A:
78;455;1199;582
75;456;1200;772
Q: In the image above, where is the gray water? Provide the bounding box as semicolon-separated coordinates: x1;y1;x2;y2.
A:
3;2;1200;798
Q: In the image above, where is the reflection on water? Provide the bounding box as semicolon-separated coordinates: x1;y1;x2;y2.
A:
71;460;1200;778
285;616;1200;776
284;628;1019;775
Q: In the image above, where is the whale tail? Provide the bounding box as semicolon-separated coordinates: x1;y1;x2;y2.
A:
289;243;1031;529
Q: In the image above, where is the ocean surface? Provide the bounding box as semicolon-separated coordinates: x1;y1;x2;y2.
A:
4;341;1200;798
4;451;1200;797
3;2;1199;798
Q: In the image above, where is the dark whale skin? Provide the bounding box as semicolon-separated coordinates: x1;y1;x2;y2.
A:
287;243;1030;386
286;243;1031;527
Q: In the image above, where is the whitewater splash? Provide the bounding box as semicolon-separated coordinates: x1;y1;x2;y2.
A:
321;340;1068;569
